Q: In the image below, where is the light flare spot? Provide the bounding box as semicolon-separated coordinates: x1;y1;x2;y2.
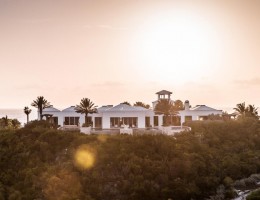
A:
97;134;108;143
74;145;95;169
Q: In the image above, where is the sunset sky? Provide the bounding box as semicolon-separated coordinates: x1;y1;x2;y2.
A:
1;0;260;111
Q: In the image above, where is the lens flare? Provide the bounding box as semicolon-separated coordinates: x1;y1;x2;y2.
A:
97;134;108;143
74;145;95;170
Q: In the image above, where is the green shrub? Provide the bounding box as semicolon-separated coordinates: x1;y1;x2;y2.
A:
0;120;260;200
247;189;260;200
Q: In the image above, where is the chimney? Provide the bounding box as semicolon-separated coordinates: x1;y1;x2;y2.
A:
184;100;190;110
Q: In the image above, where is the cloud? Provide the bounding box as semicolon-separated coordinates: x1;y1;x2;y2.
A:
82;24;128;30
96;24;128;30
97;24;112;29
15;84;46;91
233;77;260;87
82;25;92;29
91;81;126;87
18;18;50;24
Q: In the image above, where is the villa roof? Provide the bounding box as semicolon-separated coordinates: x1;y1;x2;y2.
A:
62;106;76;112
97;105;113;112
43;106;60;112
105;103;149;112
156;90;172;95
133;106;151;111
190;105;221;111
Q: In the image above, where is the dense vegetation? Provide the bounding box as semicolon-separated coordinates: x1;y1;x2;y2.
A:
0;116;20;130
247;189;260;200
0;119;260;200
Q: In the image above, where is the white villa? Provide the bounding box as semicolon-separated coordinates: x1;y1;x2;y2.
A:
41;90;222;130
42;103;163;129
179;100;222;124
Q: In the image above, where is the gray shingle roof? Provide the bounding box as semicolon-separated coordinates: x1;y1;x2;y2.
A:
190;105;221;111
62;106;76;112
97;105;113;112
43;106;60;112
104;103;149;112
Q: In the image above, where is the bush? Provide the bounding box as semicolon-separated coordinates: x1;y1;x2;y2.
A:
23;120;53;129
247;189;260;200
1;120;260;200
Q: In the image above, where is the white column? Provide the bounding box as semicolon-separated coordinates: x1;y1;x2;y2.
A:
138;117;145;128
158;115;163;126
92;116;95;128
102;115;110;129
150;116;154;127
180;115;185;125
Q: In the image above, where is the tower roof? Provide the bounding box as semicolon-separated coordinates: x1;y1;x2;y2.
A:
156;90;172;95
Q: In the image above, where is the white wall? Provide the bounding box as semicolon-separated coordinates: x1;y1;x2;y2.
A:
42;109;161;129
102;114;110;129
179;110;222;124
42;111;103;127
158;115;163;126
102;111;148;129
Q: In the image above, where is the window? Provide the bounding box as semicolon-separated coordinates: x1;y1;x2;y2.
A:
172;116;181;125
95;117;102;128
154;116;158;126
53;117;58;126
110;117;120;128
64;117;80;125
110;117;138;128
122;117;137;128
69;117;75;125
185;116;192;122
145;117;150;127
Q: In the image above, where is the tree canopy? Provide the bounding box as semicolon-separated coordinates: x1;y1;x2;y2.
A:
75;98;97;127
31;96;51;120
234;102;259;119
154;99;178;125
134;101;150;109
121;101;131;106
0;119;260;200
24;106;32;124
173;99;184;111
0;116;20;129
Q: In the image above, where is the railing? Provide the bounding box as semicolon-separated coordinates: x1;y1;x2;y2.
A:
158;126;191;135
62;125;80;131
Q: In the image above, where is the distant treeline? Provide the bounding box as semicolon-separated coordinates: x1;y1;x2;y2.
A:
0;119;260;200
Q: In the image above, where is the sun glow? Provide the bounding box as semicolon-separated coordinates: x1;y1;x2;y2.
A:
135;10;220;83
74;145;96;170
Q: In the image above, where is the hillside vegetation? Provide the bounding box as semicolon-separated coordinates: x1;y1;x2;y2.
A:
0;119;260;200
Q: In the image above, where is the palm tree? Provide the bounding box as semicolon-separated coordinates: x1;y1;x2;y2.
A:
122;101;131;106
134;101;150;109
11;119;21;129
75;98;97;127
31;96;51;120
246;104;258;119
173;100;184;111
154;99;177;125
2;115;9;128
24;106;32;123
234;102;259;119
234;102;246;117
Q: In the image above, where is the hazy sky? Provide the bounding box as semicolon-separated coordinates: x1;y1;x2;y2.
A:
1;0;260;110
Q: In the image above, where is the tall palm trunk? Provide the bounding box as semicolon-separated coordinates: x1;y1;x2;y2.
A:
85;114;88;126
40;107;43;120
